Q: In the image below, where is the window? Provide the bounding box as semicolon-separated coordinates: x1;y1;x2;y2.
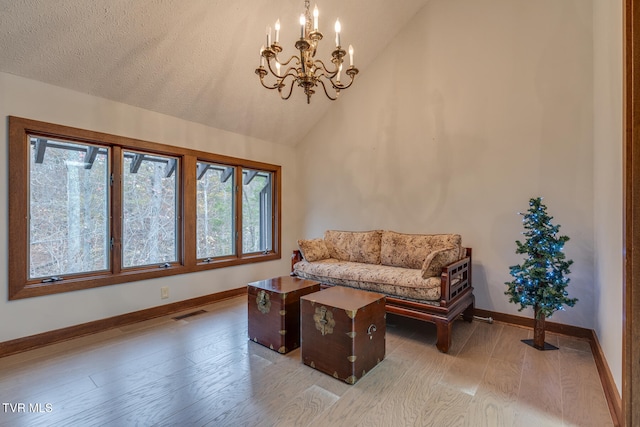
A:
122;151;178;268
242;168;273;254
197;162;235;259
28;137;110;280
9;117;281;299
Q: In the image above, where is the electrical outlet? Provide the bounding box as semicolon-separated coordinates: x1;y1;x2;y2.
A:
161;286;169;299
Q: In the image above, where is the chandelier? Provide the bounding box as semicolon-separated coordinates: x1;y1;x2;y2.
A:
255;0;358;103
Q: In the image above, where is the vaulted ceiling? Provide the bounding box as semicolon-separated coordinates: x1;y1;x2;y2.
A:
0;0;431;146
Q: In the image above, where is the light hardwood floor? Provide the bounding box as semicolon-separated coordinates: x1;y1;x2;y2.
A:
0;295;613;426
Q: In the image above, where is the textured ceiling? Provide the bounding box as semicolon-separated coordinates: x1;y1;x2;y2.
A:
0;0;430;146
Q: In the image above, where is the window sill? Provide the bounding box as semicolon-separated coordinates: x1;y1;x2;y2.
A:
10;253;281;300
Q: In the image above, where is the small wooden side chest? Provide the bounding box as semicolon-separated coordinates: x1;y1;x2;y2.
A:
247;276;321;354
300;286;386;384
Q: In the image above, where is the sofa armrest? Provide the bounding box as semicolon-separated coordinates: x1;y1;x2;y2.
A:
439;247;472;307
291;249;303;276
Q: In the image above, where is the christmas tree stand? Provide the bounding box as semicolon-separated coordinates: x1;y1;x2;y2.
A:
522;340;558;351
521;307;558;351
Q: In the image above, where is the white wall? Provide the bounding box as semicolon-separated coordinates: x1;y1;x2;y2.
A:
593;0;623;395
0;72;302;342
298;0;596;328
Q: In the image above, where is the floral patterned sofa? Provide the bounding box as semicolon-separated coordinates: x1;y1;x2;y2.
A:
291;230;474;353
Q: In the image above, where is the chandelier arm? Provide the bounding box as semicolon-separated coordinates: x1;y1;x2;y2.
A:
260;82;280;90
316;78;339;101
265;59;282;79
265;55;300;78
278;55;300;68
275;67;299;86
312;59;340;76
279;76;297;100
331;75;356;90
257;72;282;90
258;67;299;93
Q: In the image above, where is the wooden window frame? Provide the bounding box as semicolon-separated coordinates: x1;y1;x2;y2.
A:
8;116;281;300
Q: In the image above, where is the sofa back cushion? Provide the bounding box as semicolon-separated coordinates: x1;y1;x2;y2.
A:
380;231;462;269
349;230;382;264
323;230;353;261
324;230;382;264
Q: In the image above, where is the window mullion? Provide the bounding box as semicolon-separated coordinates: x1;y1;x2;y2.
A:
111;146;123;274
271;170;279;255
183;155;197;267
235;166;243;259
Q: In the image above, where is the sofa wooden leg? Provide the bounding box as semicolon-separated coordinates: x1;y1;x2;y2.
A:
462;301;475;323
435;321;452;353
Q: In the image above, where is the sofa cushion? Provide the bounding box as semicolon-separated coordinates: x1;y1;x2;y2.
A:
293;259;441;302
324;230;382;264
348;230;382;264
298;238;330;262
323;230;353;261
380;231;462;269
421;246;460;278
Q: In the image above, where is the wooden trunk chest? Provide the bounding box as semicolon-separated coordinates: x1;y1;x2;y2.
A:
248;276;321;354
300;286;386;384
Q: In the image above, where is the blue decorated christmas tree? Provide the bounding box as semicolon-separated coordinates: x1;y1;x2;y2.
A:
505;197;577;350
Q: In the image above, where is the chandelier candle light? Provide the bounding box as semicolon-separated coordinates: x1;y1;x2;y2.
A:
256;0;359;103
